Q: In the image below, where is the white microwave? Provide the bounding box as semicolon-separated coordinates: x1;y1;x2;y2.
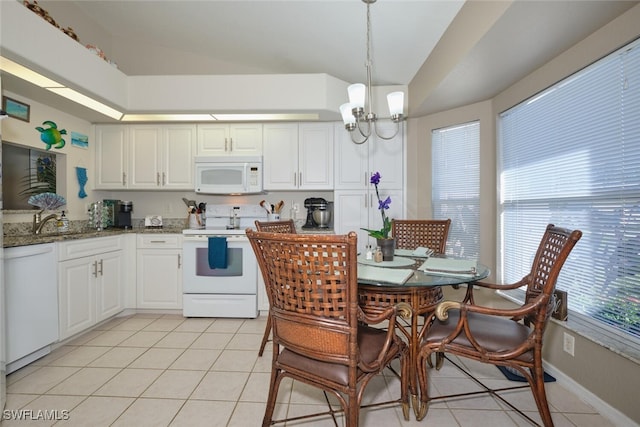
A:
195;156;263;194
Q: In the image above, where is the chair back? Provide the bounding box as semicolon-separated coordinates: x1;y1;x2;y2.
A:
247;230;359;365
392;219;451;254
254;219;297;234
524;224;582;326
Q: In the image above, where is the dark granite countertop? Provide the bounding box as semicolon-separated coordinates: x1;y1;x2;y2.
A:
3;227;185;248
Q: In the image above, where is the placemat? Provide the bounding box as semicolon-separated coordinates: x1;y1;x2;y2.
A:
357;265;414;285
419;258;478;277
394;247;434;258
357;255;415;268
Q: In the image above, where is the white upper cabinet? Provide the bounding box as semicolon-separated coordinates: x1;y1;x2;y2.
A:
129;124;197;190
196;124;262;155
334;122;404;190
263;122;334;190
95;125;128;189
95;124;196;190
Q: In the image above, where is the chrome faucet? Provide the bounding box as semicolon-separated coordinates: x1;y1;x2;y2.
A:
33;211;59;235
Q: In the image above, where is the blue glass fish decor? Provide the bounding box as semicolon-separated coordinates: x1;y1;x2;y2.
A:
76;167;88;198
35;120;67;150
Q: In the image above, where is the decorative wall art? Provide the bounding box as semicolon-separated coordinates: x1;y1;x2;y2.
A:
71;131;88;149
35;120;67;150
76;166;88;199
2;96;30;122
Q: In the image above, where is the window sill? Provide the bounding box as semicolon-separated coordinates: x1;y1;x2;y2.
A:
498;290;640;366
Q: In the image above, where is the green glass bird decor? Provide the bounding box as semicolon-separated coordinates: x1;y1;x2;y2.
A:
35;120;67;150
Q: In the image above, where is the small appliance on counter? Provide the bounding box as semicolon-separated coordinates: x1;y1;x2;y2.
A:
145;215;163;228
302;197;333;229
115;200;133;229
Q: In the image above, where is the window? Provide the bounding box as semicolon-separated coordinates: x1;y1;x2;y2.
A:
498;38;640;341
432;121;480;259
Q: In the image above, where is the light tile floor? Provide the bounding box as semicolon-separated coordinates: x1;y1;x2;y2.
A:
3;313;615;426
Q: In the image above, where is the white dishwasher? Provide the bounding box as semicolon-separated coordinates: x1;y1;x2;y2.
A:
5;243;59;373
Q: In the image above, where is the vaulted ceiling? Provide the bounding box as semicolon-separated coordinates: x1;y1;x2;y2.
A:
3;1;638;121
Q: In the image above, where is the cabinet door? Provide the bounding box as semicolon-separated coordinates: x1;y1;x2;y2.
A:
298;123;334;189
197;124;230;155
369;122;404;190
334;122;368;189
129;125;162;189
334;190;370;254
230;124;262;155
96;251;124;322
59;257;96;340
95;125;127;189
163;125;196;189
136;249;183;309
263;123;298;189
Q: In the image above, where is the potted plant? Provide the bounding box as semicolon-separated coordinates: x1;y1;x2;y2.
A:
361;172;394;261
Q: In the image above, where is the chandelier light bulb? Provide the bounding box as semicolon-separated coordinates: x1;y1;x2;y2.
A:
387;91;404;119
348;83;366;110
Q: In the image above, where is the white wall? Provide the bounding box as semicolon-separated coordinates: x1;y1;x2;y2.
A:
405;4;640;424
1;90;93;223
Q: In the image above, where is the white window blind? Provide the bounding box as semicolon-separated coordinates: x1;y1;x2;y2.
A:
499;38;640;340
432;121;480;259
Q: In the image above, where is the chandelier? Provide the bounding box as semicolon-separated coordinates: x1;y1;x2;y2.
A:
339;0;405;145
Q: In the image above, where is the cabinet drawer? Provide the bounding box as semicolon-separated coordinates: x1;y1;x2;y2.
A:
58;236;123;261
137;234;183;249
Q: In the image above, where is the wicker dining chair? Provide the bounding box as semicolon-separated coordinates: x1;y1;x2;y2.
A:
392;219;451;254
416;224;582;426
254;219;297;357
247;230;410;426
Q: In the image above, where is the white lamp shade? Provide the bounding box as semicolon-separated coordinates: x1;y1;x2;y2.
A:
340;103;356;125
347;83;366;109
387;91;404;116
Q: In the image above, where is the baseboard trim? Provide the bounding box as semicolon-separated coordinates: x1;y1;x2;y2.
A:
543;361;638;426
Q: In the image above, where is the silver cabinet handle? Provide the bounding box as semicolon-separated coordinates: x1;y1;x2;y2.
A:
98;259;104;276
299;172;302;187
162;172;166;186
122;172;126;186
293;172;296;187
177;254;182;269
229;138;233;152
225;138;229;152
92;260;98;277
156;172;160;186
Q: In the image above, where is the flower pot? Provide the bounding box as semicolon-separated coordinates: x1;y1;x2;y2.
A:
376;238;395;261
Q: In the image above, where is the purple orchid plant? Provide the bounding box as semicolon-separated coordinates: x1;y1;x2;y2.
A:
362;172;392;239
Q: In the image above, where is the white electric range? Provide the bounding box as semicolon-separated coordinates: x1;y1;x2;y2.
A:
182;204;267;318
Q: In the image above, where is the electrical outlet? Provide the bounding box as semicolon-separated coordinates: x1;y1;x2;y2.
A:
552;289;568;320
563;332;575;356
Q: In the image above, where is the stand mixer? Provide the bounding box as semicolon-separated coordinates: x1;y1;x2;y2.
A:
303;197;332;229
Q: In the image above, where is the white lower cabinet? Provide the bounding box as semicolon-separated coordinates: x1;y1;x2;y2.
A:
58;236;124;340
136;234;183;309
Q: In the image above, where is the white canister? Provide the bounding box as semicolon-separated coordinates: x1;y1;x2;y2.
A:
267;213;280;221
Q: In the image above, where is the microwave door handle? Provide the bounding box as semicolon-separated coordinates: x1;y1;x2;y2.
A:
243;163;249;192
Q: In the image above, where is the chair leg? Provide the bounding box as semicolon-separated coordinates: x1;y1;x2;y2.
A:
258;313;272;357
400;349;410;420
415;347;431;421
530;362;554;427
262;366;282;427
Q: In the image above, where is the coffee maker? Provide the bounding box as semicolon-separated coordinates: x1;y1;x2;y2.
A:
302;197;332;229
115;200;133;229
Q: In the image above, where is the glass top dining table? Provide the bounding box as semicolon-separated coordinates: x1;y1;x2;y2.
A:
356;254;490;418
356;255;491;287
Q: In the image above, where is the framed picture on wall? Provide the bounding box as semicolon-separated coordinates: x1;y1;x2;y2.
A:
2;96;30;122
